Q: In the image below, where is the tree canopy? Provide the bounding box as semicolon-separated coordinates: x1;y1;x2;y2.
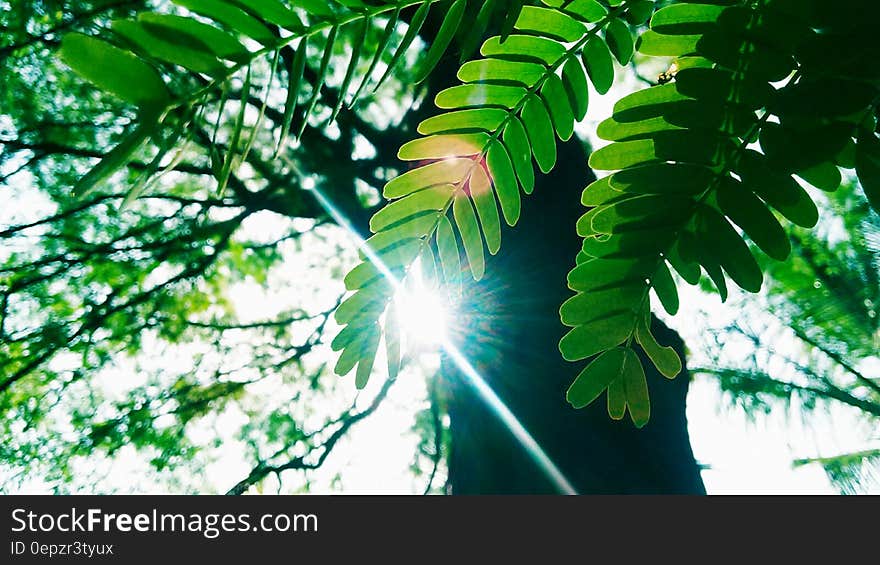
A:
1;0;878;493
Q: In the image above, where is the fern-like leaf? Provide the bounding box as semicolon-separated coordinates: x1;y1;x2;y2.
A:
335;0;651;388
59;0;476;198
560;0;880;426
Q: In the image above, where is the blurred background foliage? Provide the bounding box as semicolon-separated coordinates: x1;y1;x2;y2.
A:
690;180;879;493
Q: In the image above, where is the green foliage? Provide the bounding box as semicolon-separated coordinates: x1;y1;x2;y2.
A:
335;0;650;396
55;0;487;200
48;0;880;430
696;181;879;492
562;0;880;424
1;2;417;491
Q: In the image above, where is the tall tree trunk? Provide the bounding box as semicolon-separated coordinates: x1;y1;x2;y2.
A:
443;137;706;494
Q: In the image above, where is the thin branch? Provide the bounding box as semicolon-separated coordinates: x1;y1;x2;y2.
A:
226;375;398;495
789;326;880;397
694;367;880;418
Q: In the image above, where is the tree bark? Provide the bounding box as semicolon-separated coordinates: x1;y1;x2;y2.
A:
443;137;706;494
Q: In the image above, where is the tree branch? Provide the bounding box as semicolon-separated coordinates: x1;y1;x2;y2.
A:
226;375;398;495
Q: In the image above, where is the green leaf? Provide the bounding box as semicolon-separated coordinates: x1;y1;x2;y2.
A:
651;260;679;316
736;149;818;229
460;0;498;62
355;330;381;389
384;158;473;198
567;257;654;292
697;205;763;293
336;284;389;325
290;0;335;18
370;185;453;232
590;194;694;234
414;0;466;83
540;74;575;141
500;0;525;42
607;377;626;420
621;348;650;428
332;311;378;352
469;165;502;255
172;0;275;44
344;242;418;290
674;67;772;110
335;324;379;376
398;134;490;160
486;140;522;226
559;311;636;361
760;122;853;173
453;195;486;280
582;228;674;259
609;163;713;196
797;161;841;193
635;315;682;379
559;283;645;326
582;36;614;95
113;19;225;76
502;118;535;195
637;30;700;57
374;0;431;91
296;25;337;139
566;347;626;409
480;34;565;66
137;14;249;62
649;3;726;35
612;83;690;115
330;17;368;123
691;232;728;300
564;0;608;23
458;59;546;88
624;0;654;25
418;108;509;135
350;8;399;106
229;0;303;30
436;215;462;294
385;299;401;380
361;226;418;260
59;33;170;108
581;176;620;207
515;6;587;43
72;117;159;197
217;64;251;196
666;240;701;286
435;84;527;110
716;177;791;261
275;37;307;155
590;132;721;170
521;95;557;173
773;78;878;120
605;18;634;65
698;29;795;82
562;58;590;121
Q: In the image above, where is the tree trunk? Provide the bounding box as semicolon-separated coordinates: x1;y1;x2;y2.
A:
443;137;706;494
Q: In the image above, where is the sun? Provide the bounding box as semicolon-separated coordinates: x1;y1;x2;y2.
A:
395;266;450;348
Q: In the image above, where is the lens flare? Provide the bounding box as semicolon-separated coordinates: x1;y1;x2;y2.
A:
304;181;578;495
397;275;449;347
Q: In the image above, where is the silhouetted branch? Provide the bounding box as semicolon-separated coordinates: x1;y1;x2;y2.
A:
226;375;398;495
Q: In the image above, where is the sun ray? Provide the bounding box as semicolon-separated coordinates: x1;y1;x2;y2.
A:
304;180;578;495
